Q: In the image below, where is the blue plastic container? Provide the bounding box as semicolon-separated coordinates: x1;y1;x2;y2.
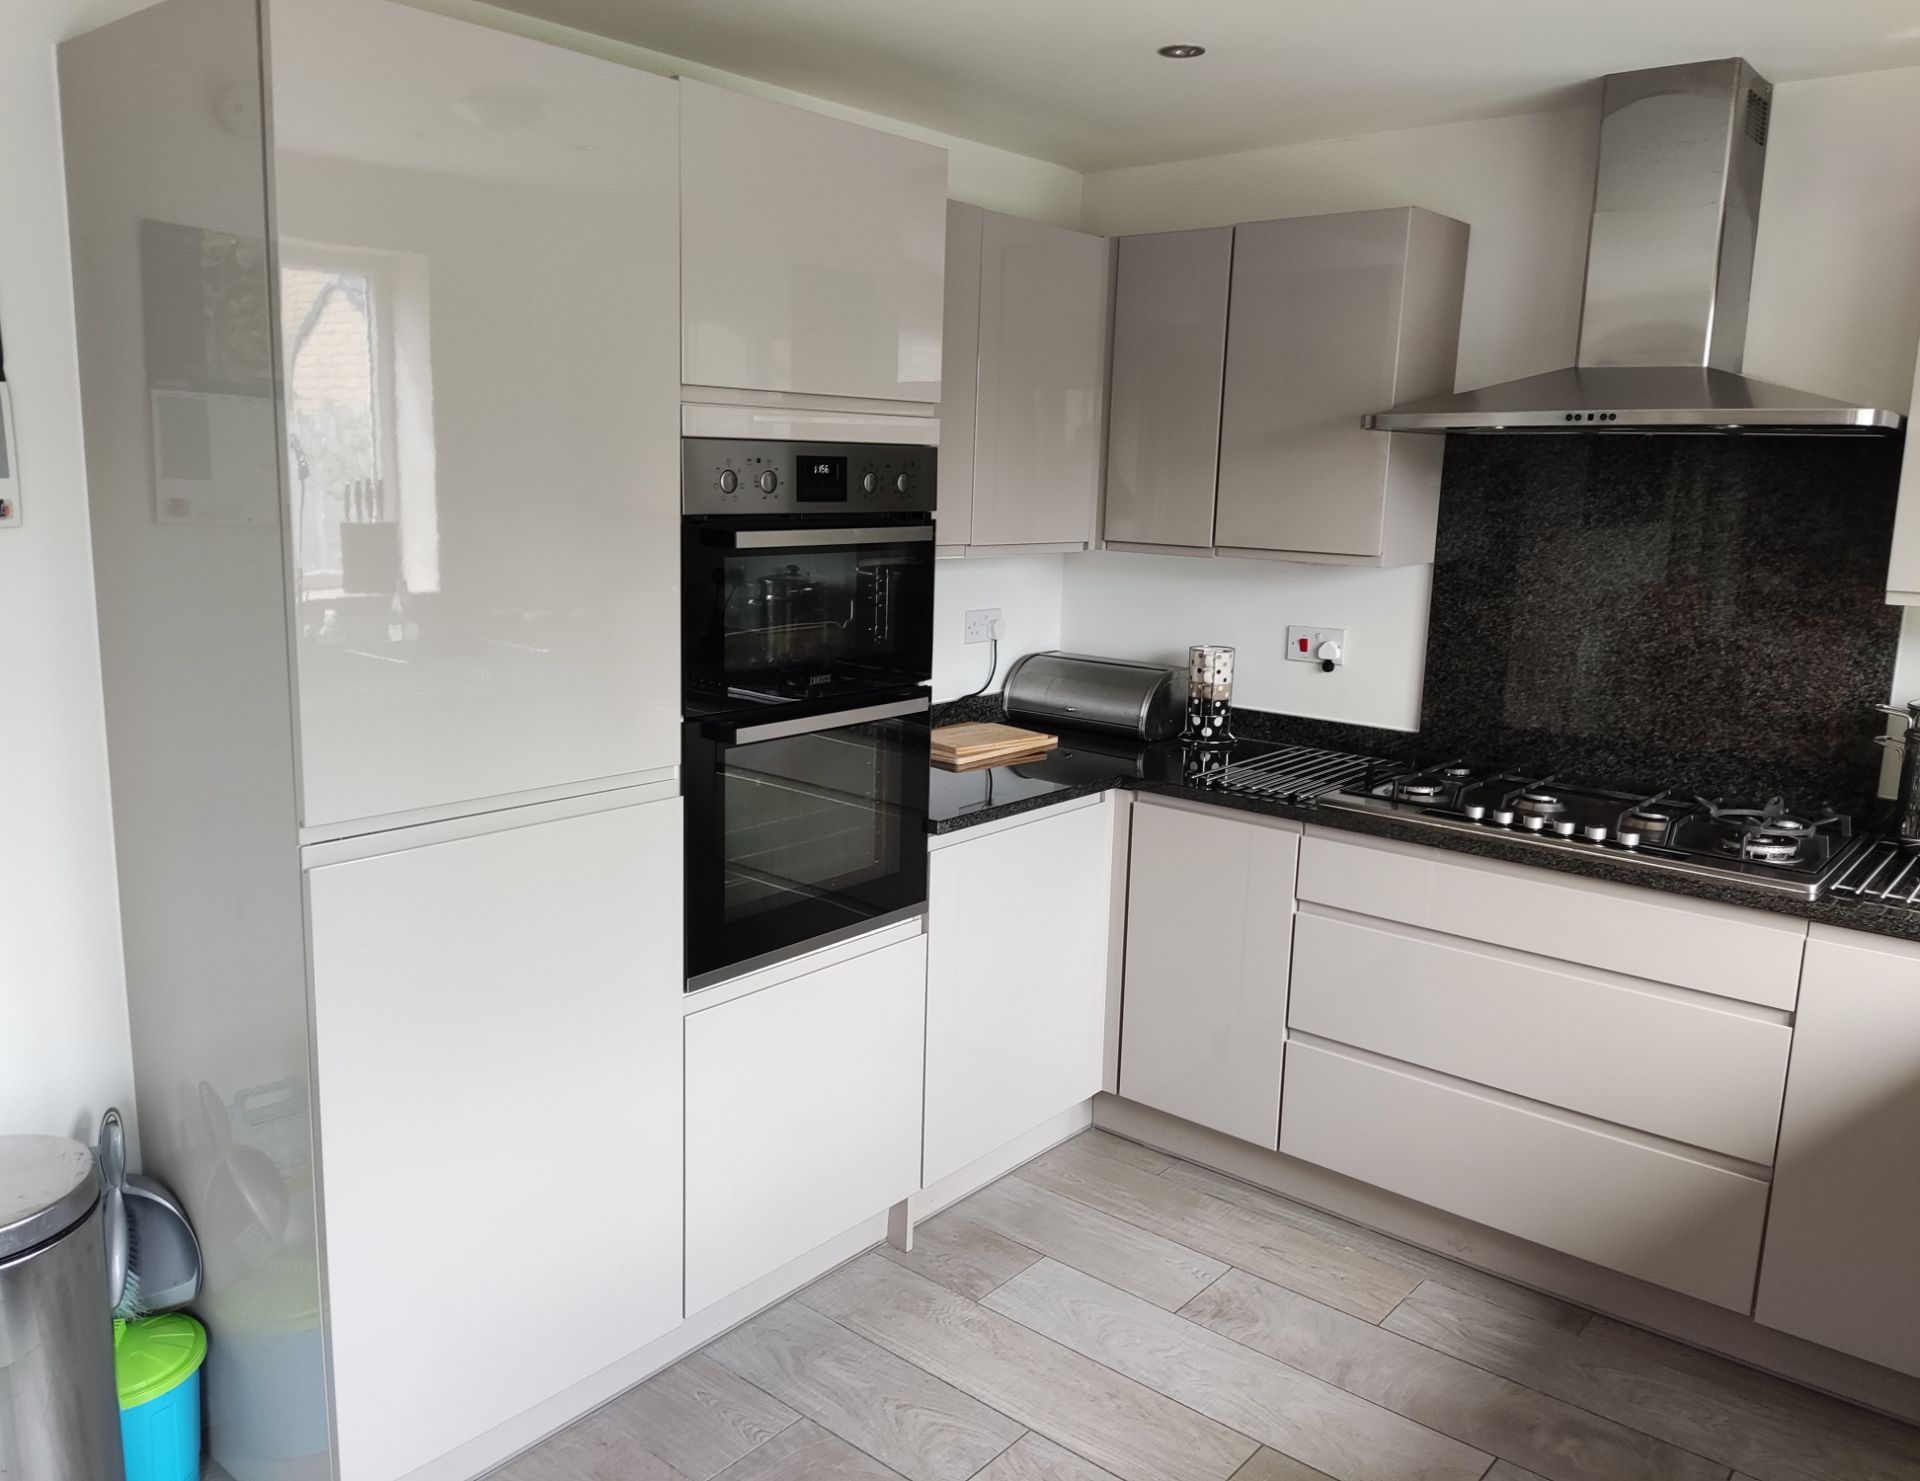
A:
115;1314;206;1481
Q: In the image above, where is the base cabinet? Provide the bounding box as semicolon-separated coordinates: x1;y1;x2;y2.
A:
924;802;1114;1185
1119;801;1300;1148
685;935;927;1314
307;798;684;1481
1755;926;1920;1376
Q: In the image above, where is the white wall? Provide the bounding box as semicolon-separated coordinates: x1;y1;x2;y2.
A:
931;555;1065;700
1067;68;1920;729
0;0;142;1141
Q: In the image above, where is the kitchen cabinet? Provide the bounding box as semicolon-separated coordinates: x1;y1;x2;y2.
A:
1885;333;1920;602
685;934;927;1314
680;79;946;405
1119;798;1301;1148
276;3;681;831
306;797;684;1481
1103;227;1233;552
924;799;1115;1185
1215;207;1468;565
938;203;1111;554
1755;926;1920;1376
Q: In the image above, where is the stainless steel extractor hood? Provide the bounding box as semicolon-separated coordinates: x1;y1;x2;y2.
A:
1368;59;1904;435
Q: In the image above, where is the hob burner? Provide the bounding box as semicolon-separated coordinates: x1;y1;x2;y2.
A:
1514;789;1566;817
1705;800;1840;868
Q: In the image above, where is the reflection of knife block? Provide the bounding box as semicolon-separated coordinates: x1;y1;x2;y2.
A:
340;522;401;595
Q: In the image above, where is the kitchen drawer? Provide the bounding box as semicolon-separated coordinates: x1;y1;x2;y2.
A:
1289;909;1790;1162
1281;1042;1770;1311
1298;829;1805;1009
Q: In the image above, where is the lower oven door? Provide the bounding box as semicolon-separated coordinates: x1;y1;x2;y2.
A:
684;694;931;989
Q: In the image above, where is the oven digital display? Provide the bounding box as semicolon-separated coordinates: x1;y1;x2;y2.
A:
796;455;849;503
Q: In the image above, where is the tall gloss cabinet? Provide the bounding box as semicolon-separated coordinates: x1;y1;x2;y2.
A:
60;4;684;1478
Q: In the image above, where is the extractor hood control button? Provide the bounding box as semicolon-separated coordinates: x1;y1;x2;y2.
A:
1582;825;1609;842
758;469;779;494
718;469;739;494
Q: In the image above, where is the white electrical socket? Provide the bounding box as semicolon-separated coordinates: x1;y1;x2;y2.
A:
964;607;1002;645
1286;625;1347;666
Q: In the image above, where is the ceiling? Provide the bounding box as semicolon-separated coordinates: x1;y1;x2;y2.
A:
491;0;1920;170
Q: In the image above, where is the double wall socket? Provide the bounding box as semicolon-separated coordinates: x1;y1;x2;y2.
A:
964;608;1002;645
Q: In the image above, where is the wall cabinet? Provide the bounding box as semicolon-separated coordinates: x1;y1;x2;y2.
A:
685;935;927;1315
1100;207;1467;566
924;800;1115;1185
1119;799;1301;1148
1755;926;1920;1376
939;203;1111;554
1103;227;1233;552
681;79;947;405
308;799;684;1481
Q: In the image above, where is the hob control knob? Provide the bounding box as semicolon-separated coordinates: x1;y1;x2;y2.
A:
1521;814;1545;832
1552;819;1578;837
717;469;739;494
862;472;880;494
1491;809;1516;827
1463;804;1486;821
1618;829;1643;848
758;469;779;494
1582;825;1609;842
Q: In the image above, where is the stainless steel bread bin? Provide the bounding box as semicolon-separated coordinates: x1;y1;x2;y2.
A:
1001;652;1187;741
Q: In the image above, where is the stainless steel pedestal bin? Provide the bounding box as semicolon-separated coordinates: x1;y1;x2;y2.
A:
0;1135;126;1481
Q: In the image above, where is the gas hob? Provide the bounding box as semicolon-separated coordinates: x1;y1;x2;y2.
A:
1322;760;1863;899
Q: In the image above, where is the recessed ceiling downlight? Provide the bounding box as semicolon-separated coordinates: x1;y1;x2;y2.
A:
1157;44;1206;59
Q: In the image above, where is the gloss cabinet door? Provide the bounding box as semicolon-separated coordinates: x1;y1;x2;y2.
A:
306;797;684;1481
272;0;681;830
924;800;1114;1184
1755;926;1920;1375
680;79;947;404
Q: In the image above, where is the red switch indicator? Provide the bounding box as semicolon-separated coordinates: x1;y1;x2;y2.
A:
1297;636;1309;653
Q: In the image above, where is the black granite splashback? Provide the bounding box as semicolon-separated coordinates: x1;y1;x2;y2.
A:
1421;435;1906;815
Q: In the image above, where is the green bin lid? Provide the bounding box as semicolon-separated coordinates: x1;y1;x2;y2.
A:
115;1313;207;1409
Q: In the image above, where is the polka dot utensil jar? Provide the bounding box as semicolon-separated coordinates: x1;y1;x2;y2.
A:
1185;645;1236;746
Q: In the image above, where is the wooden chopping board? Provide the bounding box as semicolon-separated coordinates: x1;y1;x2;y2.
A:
931;722;1059;771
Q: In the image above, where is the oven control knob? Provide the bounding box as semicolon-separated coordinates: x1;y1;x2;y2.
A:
1582;825;1609;842
1552;819;1578;837
717;469;739;494
1618;829;1643;849
862;472;880;495
1521;814;1545;832
1491;809;1516;827
895;473;913;494
757;469;779;495
1463;804;1486;821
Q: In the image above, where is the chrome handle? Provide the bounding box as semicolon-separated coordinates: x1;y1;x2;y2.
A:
1879;702;1920;726
719;527;933;550
712;695;929;745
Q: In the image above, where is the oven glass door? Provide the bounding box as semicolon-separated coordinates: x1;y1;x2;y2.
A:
684;697;930;987
682;520;935;704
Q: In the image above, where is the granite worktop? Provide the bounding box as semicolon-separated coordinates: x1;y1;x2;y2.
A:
926;704;1920;945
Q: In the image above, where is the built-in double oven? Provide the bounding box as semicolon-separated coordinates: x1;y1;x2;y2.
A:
681;435;937;989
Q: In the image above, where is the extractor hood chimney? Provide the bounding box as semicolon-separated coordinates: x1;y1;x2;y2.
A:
1368;59;1904;435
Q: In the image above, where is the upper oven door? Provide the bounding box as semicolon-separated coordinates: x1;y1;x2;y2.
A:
683;517;935;704
684;694;931;988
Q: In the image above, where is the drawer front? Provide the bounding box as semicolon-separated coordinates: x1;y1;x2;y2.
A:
1298;830;1805;1009
1280;1043;1769;1311
1290;910;1791;1162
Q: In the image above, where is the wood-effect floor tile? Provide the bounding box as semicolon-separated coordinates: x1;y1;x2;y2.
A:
1228;1452;1338;1481
706;1299;1021;1481
599;1354;799;1481
1484;1467;1554;1481
985;1259;1490;1481
1070;1129;1175;1173
1015;1135;1422;1321
1158;1160;1588;1333
880;1204;1043;1300
801;1253;1259;1481
957;1174;1228;1310
1384;1281;1915;1481
489;1404;693;1481
974;1434;1127;1481
711;1420;905;1481
1182;1268;1723;1481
